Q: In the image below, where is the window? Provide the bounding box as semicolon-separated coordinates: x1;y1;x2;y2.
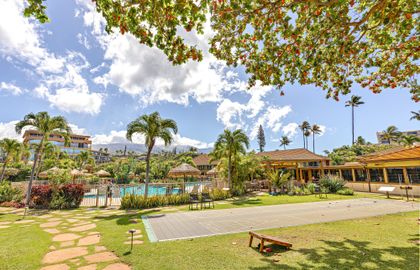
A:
386;168;404;183
407;167;420;184
341;169;353;181
369;169;384;182
355;169;366;181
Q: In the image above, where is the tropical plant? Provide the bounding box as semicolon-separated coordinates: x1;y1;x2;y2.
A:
337;188;354;196
310;124;322;153
319;175;346;193
15;112;71;206
35;142;59;178
381;125;401;144
27;1;419;101
345;95;364;145
398;134;420;147
257;125;266;152
355;136;367;145
0;181;23;203
0;139;21;182
327;144;394;165
76;151;94;170
299;121;310;149
266;169;291;194
126;112;178;198
279;136;291;150
211;129;249;190
410;111;420;121
177;156;195;167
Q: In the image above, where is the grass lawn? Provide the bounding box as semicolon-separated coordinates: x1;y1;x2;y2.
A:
0;213;51;270
96;210;419;270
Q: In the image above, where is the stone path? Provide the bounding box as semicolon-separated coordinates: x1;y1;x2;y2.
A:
21;208;142;270
143;198;419;242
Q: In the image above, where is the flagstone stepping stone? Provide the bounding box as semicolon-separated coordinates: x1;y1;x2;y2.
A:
49;246;56;250
69;258;80;263
15;219;35;224
132;235;143;239
40;263;70;270
47;218;62;222
94;246;106;252
37;215;53;219
0;225;10;229
60;241;74;247
73;221;92;226
88;231;100;236
53;233;82;242
0;221;11;225
124;240;143;245
66;219;79;223
41;221;62;228
69;224;96;232
84;252;118;263
42;247;88;264
78;235;100;246
103;263;131;270
77;264;97;270
44;229;61;234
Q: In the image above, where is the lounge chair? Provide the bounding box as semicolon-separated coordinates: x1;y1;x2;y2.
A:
249;231;292;253
189;193;200;210
201;192;214;209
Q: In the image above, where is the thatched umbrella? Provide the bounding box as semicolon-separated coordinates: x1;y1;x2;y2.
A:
168;163;201;178
4;168;19;176
206;167;218;177
38;167;62;178
70;169;84;177
95;170;111;177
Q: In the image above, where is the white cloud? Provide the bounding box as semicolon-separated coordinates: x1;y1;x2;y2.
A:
249;106;292;139
0;82;23;95
282;123;299;137
216;99;247;130
0;121;21;141
91;130;212;149
318;125;326;136
77;33;91;49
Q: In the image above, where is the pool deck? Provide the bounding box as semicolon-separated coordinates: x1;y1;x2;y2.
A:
143;198;419;242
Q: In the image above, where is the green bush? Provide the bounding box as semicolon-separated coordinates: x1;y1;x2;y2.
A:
210;188;231;200
337;188;354;195
319;175;346;193
306;183;317;194
0;182;23;203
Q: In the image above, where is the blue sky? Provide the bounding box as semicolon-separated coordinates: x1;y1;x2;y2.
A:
0;0;418;153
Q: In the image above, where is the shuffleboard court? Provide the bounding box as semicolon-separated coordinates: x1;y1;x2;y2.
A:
142;198;418;242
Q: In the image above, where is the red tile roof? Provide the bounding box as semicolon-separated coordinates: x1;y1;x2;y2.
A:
256;148;329;161
192;154;218;166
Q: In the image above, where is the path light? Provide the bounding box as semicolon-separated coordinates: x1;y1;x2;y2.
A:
128;229;136;251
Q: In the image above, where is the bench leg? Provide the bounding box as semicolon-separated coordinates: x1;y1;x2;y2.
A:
259;239;264;253
248;235;253;247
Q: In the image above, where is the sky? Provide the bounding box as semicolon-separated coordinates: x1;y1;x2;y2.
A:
0;0;418;154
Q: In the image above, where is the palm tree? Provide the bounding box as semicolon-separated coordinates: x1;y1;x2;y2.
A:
381;125;401;144
410;110;420;121
279;136;291;150
299;121;310;149
15;112;71;206
126;112;178;198
35;142;58;178
345;95;364;145
211;129;249;190
0;139;21;182
18;143;31;164
76;151;93;170
178;156;195;166
304;130;311;150
310;124;322;153
398;134;419;147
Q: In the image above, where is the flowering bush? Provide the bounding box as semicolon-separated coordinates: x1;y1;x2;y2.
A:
30;184;84;209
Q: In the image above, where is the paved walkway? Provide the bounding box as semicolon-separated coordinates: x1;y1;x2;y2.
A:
143;198;419;242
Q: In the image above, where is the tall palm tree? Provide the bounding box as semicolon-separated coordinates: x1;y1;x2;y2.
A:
126;112;177;198
299;121;310;149
0;138;21;182
398;134;419;147
410;110;420;121
345;95;364;145
279;136;291;150
36;142;58;178
18;143;31;164
310;124;322;153
381;125;401;144
15;112;71;206
211;129;249;190
304;130;311;150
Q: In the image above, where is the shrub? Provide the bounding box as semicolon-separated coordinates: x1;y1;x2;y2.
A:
30;184;84;209
337;188;354;195
0;201;25;208
306;183;317;194
0;182;23;203
210;188;231;200
319;175;346;193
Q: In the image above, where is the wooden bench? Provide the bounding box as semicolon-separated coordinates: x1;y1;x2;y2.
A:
249;231;292;253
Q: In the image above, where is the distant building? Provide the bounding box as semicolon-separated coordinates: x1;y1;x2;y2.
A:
376;130;420;145
23;130;91;159
193;154;218;175
91;150;112;164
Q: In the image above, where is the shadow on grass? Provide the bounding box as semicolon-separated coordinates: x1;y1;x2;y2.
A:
249;238;419;270
93;209;161;225
231;197;263;206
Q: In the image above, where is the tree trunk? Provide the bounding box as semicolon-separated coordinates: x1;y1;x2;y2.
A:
283;145;286;150
228;153;232;190
302;132;305;149
312;133;315;153
351;106;355;145
144;148;152;199
0;159;7;182
35;154;43;179
25;150;40;207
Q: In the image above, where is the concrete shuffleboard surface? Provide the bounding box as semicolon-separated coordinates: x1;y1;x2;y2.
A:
142;198;419;242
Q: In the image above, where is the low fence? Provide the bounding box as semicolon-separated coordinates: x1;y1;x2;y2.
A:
80;181;213;207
